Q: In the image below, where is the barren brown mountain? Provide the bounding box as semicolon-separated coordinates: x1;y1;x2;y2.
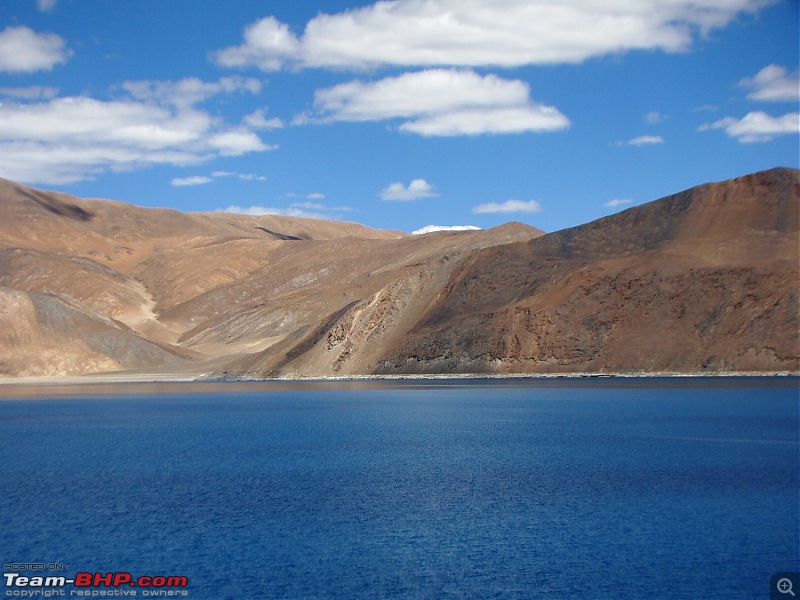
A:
0;177;540;377
0;167;797;379
375;167;800;375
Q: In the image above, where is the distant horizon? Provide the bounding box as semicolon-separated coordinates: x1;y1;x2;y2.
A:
0;0;797;233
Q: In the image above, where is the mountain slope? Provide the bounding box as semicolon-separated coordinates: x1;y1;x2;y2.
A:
0;169;796;379
0;178;543;377
373;168;799;374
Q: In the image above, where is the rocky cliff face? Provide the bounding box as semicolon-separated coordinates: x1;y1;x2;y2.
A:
0;168;796;378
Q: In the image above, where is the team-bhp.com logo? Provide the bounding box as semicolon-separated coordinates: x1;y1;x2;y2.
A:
4;571;189;597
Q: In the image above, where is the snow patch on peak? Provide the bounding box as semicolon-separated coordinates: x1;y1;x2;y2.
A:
412;225;481;235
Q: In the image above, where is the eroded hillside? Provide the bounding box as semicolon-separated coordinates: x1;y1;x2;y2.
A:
0;178;542;377
373;168;800;375
0;168;797;379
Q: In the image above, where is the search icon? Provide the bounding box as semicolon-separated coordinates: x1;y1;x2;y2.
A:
778;578;796;597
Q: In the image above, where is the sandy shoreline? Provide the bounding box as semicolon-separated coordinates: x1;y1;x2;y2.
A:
0;370;795;399
0;370;796;387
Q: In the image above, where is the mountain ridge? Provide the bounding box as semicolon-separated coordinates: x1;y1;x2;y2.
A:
0;168;796;378
371;167;798;375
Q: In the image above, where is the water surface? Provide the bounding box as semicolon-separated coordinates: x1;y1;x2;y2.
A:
0;377;797;599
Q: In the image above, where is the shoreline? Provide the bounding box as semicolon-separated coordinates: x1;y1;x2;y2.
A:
0;370;797;387
223;370;799;382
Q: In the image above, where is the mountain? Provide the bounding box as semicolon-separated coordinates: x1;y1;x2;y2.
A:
375;167;800;374
0;177;542;377
0;168;796;379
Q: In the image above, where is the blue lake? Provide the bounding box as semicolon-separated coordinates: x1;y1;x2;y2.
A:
0;377;797;599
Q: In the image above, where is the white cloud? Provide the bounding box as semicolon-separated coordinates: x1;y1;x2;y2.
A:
472;199;543;214
739;64;800;102
605;198;633;208
412;225;481;235
645;111;666;124
701;111;800;143
220;203;347;220
290;201;326;210
627;135;665;146
238;173;268;181
207;128;270;156
0;79;276;185
121;76;261;108
401;105;568;136
212;170;268;180
697;68;799;142
0;26;70;73
310;69;569;136
214;16;300;71
171;176;213;187
221;205;296;217
177;171;267;185
243;108;284;130
380;179;438;201
214;0;773;72
279;192;329;202
37;0;57;11
314;70;529;120
0;86;59;100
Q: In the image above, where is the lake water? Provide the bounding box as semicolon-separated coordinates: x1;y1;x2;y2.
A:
0;377;797;600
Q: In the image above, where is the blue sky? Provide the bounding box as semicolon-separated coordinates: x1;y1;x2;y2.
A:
0;0;797;233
